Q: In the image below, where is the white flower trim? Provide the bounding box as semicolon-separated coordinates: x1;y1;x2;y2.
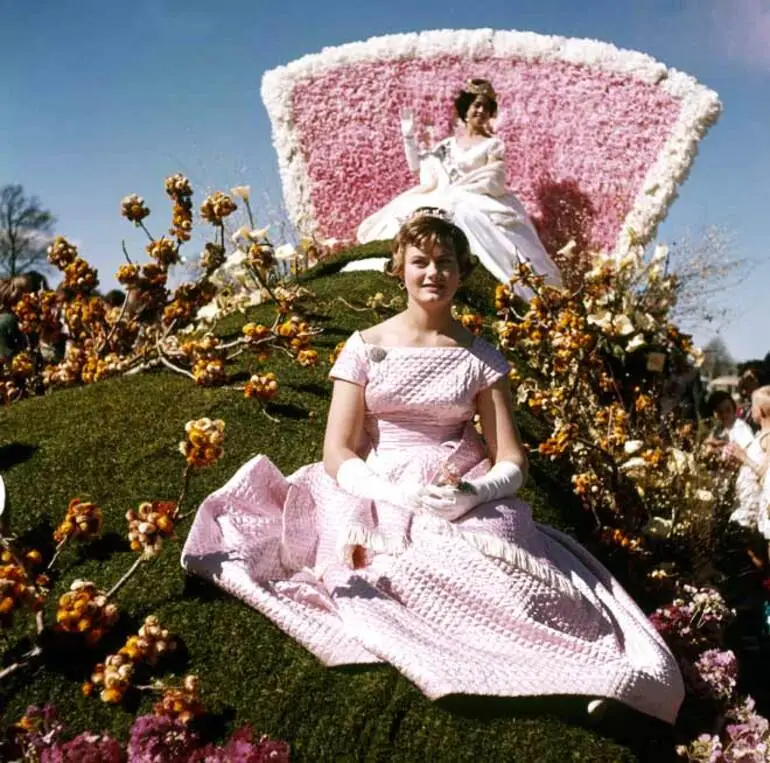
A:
261;28;721;254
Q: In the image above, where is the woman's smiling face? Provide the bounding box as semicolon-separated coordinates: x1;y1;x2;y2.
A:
402;243;460;307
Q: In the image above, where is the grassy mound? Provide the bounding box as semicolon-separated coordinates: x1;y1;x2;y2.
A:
0;249;675;761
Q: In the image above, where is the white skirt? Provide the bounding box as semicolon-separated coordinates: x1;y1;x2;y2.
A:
357;184;562;298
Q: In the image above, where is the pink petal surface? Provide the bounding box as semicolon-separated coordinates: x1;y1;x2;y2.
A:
290;57;681;252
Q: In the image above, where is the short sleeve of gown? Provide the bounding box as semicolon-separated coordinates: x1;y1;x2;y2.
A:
329;331;368;387
474;338;510;390
487;137;505;163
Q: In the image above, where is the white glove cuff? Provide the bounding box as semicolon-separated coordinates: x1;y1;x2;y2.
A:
472;460;524;502
336;457;373;497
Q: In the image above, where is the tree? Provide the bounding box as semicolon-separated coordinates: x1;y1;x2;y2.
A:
701;336;735;380
0;184;56;277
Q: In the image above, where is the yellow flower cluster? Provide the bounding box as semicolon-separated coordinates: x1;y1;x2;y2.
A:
80;353;115;385
164;173;193;242
10;351;34;379
180;335;218;357
455;309;484;335
42;346;85;388
571;471;599;496
13;291;61;344
248;243;275;271
121;193;151;223
274;286;314;315
538;423;578;459
328;341;345;365
126;500;177;557
87;615;176;703
62;258;99;294
296;349;318;367
601;527;643;553
494;283;512;313
163;280;217;327
53;498;103;543
244;372;278;401
47;236;79;268
0;550;46;625
199;191;237;225
116;263;140;287
277;316;313;354
179;418;225;467
153;674;204;725
63;296;105;340
55;580;118;645
146;237;181;268
192;358;226;386
242;322;271;344
595;404;629;451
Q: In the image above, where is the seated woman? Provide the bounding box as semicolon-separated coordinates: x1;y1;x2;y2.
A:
182;210;683;723
356;79;563;298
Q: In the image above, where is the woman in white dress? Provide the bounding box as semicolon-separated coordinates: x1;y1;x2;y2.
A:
725;386;770;538
356;79;563;297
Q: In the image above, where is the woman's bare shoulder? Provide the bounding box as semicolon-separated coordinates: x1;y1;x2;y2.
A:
359;315;404;346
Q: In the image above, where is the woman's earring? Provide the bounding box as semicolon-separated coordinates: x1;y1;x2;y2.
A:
398;280;406;291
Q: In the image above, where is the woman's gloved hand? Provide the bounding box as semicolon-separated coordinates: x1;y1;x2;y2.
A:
421;461;524;521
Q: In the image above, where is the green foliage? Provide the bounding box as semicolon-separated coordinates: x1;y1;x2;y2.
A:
0;266;671;761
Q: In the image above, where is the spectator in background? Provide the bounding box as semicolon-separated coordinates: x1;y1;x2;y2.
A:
726;386;770;538
103;289;126;308
704;390;754;453
738;370;760;429
0;272;49;361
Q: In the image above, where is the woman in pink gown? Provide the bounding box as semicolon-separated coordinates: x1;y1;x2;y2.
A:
182;210;684;723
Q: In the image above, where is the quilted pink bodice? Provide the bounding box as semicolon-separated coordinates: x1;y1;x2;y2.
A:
329;331;509;482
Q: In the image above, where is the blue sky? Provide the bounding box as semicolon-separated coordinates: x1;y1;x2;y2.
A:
2;0;768;360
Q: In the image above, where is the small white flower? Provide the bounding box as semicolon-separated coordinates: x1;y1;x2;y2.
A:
620;456;647;471
651;244;669;265
274;243;298;260
624;440;644;455
230;225;251;245
223;250;247;268
230;185;251;201
196;301;220;321
247;226;269;242
626;334;646;352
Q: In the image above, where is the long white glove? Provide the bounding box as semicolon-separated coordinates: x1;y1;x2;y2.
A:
336;457;425;509
400;114;421;173
421;461;524;521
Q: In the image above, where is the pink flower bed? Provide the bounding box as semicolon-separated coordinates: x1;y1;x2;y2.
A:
290;56;681;252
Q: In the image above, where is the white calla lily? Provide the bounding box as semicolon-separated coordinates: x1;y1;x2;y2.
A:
274;244;298;260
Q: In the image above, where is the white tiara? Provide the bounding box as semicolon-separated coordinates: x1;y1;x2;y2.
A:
400;207;456;226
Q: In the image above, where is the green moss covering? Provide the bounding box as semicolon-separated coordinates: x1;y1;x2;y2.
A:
0;262;676;761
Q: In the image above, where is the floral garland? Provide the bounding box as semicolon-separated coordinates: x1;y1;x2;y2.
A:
261;29;721;256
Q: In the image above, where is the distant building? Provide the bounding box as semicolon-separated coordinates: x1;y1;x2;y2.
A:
707;375;740;398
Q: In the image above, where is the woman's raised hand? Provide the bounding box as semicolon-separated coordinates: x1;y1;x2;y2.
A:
399;107;415;138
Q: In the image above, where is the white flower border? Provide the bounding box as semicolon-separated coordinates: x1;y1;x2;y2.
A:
261;29;721;254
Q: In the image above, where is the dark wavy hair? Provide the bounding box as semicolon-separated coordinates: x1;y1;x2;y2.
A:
387;211;476;282
454;79;498;123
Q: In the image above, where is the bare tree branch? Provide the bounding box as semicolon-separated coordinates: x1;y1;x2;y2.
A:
0;184;56;277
